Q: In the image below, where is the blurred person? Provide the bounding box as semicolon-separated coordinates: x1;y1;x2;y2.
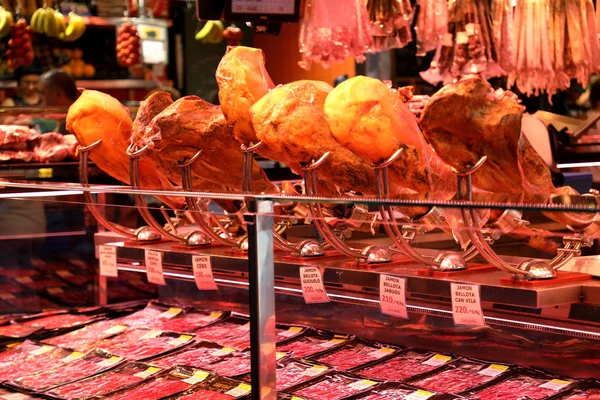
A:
1;66;42;107
39;69;79;107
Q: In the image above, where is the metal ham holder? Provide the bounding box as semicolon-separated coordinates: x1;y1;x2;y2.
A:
241;142;325;257
78;139;160;242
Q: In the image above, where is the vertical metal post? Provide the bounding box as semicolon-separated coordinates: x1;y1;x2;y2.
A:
245;199;277;400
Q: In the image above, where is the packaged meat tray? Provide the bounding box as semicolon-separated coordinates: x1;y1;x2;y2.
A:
206;350;289;378
115;301;188;329
150;341;235;369
466;370;579;399
351;350;455;382
7;348;125;392
561;380;600;399
290;371;381;400
276;325;308;343
274;358;332;391
0;342;72;382
408;359;511;394
195;315;250;350
105;366;212;400
355;382;457;400
150;311;229;333
277;330;353;359
0;324;42;340
14;311;98;332
311;339;399;371
44;362;165;399
44;320;129;351
94;328;194;361
164;376;251;399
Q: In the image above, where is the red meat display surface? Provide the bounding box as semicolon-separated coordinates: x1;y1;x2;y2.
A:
359;387;414;399
293;373;380;400
355;351;453;381
0;324;41;339
10;350;124;391
44;320;128;351
470;375;575;400
151;311;225;333
277;334;350;359
115;303;179;328
195;320;250;349
171;376;251;399
314;342;396;371
410;361;508;394
46;362;164;399
94;329;194;360
276;359;331;391
105;368;202;400
177;390;235;399
0;343;70;382
19;313;95;330
275;326;306;342
151;342;233;368
207;351;252;377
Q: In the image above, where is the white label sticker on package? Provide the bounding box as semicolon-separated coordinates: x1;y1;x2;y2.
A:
201;312;222;322
225;383;252;397
56;270;73;278
47;287;64;294
145;250;165;285
61;351;84;363
369;347;395;359
16;277;33;284
212;347;236;357
182;370;210;385
159;307;182;319
405;390;435;400
140;330;161;340
134;366;161;379
422;354;452;366
29;345;54;356
379;275;408;319
169;335;193;346
192;255;218;291
99;246;118;277
348;379;378;391
539;379;573;391
301;365;329;377
278;326;303;338
103;324;127;336
98;356;122;367
478;364;509;377
300;266;329;304
0;293;15;300
451;282;485;326
320;338;345;348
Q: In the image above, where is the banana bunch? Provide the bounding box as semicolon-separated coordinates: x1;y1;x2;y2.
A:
59;12;86;42
195;20;224;44
31;7;66;38
0;7;14;38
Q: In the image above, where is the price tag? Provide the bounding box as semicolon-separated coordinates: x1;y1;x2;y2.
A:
301;365;329;377
225;383;252;397
134;366;162;379
182;370;210;385
56;270;73;278
405;390;435;400
212;347;236;357
450;283;484;326
192;255;217;291
38;168;53;178
539;379;573;391
320;338;345;348
369;347;395;359
0;293;15;300
16;276;33;284
47;287;64;294
422;354;452;367
291;397;305;400
61;351;84;363
201;312;223;322
348;379;378;391
278;326;303;338
478;364;509;377
103;324;128;336
140;330;161;340
299;266;329;304
169;334;193;346
159;307;182;319
98;356;122;367
379;275;408;319
99;246;118;278
145;250;165;285
276;352;288;360
29;345;54;356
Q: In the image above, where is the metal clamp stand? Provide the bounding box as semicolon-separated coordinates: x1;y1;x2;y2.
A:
78;140;159;242
454;156;556;280
242;143;324;257
127;144;210;246
373;149;466;271
302;152;391;264
179;150;248;251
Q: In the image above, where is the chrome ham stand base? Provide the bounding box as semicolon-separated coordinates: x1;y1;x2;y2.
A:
78;140;160;242
127;144;210;247
372;149;466;271
242;143;325;258
302;152;392;264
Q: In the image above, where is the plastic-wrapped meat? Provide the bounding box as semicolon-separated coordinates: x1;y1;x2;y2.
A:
105;368;201;400
0;343;71;382
18;313;95;330
94;329;194;360
0;324;41;339
10;350;124;392
115;303;178;328
207;352;251;377
46;362;164;399
293;373;380;400
276;326;306;342
195;320;250;349
277;334;351;359
359;386;415;400
470;374;576;399
44;320;129;351
355;351;452;381
172;376;251;399
314;342;396;371
0;125;34;149
277;359;331;391
177;391;235;399
410;361;509;394
151;311;225;333
151;342;232;368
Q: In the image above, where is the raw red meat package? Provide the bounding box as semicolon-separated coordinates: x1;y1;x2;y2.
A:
467;372;577;399
8;349;125;392
0;324;42;339
0;342;71;382
312;340;399;371
166;376;251;399
276;358;332;391
276;325;307;343
151;341;235;368
353;351;454;382
45;362;164;399
115;302;186;329
409;360;510;394
94;328;194;360
151;311;228;333
195;316;250;350
277;331;353;359
206;351;252;377
105;367;211;400
560;381;600;399
355;382;454;400
292;372;381;400
44;320;129;351
16;312;97;331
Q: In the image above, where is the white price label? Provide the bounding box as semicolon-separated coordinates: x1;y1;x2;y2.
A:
98;356;122;367
103;324;128;336
134;366;162;379
99;246;118;278
61;351;84;363
29;345;54;356
405;390;435;400
159;307;182;319
348;379;378;391
169;334;193;346
211;347;236;357
47;287;64;294
379;275;408;319
451;283;485;326
422;354;452;367
369;347;395;359
140;330;162;340
192;255;217;291
145;250;165;285
320;338;345;348
478;364;509;377
0;293;15;300
201;312;223;322
182;370;210;385
225;383;252;397
299;266;329;304
539;379;573;391
16;277;33;284
301;365;329;377
56;270;73;278
278;326;303;338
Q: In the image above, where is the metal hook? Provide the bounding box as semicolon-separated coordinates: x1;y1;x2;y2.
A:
374;148;404;169
451;155;488;177
302;152;332;171
126;143;150;158
178;150;203;168
241;141;264;153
